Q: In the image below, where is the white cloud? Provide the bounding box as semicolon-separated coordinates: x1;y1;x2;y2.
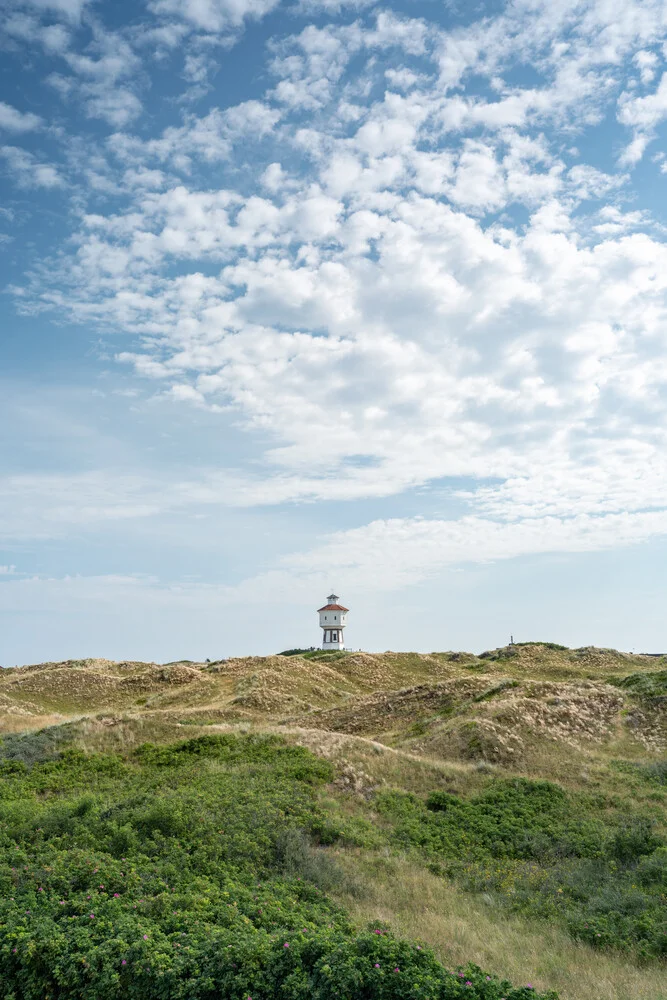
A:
107;101;280;170
618;72;667;164
3;13;71;53
26;23;144;127
295;0;372;13
0;145;63;187
633;50;659;85
283;509;667;590
2;502;666;626
592;205;650;235
147;0;280;33
0;102;41;132
567;164;625;199
60;28;143;125
8;0;667;592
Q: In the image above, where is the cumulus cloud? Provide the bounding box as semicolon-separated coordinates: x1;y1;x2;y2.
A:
0;145;63;187
618;72;667;164
48;27;144;126
3;12;71;52
147;0;281;33
8;0;667;584
0;102;41;131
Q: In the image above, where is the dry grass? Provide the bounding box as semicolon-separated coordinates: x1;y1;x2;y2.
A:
335;855;667;1000
1;645;663;795
0;646;665;998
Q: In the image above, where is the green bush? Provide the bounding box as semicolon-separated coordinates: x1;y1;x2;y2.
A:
608;819;661;863
375;778;666;958
0;725;75;769
611;670;667;699
0;733;556;999
611;759;667;787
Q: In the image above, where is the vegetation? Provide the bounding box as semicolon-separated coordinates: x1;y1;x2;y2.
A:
373;779;666;959
278;649;350;661
278;648;318;657
338;858;667;1000
611;670;667;700
0;732;555;1000
0;643;665;999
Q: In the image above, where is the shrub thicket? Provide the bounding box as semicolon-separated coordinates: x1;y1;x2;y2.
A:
0;733;556;999
376;778;666;959
611;669;667;700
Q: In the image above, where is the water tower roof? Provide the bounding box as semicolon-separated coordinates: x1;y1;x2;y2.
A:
318;603;349;612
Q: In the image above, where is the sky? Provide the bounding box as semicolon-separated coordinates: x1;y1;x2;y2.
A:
2;0;667;665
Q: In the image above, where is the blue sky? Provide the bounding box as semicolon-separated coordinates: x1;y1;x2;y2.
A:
2;0;667;665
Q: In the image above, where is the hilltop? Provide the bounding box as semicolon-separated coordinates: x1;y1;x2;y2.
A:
0;644;665;1000
1;644;664;775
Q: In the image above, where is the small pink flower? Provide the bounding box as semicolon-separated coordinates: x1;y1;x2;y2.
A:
143;935;148;940
122;960;127;966
89;914;95;919
283;942;289;948
466;982;473;987
59;901;65;906
374;963;380;968
114;893;120;897
394;967;400;973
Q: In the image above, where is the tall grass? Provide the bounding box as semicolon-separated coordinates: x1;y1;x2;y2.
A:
336;855;667;1000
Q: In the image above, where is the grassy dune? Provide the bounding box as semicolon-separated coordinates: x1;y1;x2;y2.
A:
0;643;665;998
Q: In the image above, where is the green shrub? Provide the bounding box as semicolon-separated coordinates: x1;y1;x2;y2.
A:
610;758;667;788
0;725;75;768
375;777;666;958
0;733;556;999
611;670;667;699
608;819;661;863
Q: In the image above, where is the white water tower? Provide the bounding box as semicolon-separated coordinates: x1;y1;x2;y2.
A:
317;593;349;650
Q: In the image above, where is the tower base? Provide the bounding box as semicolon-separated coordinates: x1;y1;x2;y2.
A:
321;629;345;650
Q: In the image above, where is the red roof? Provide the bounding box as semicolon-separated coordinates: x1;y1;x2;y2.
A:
318;603;349;612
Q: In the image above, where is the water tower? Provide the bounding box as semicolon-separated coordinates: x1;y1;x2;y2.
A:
317;593;348;650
